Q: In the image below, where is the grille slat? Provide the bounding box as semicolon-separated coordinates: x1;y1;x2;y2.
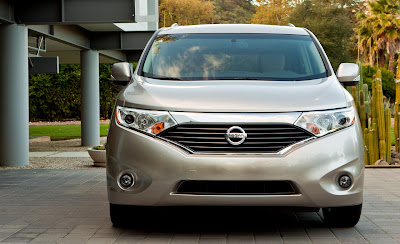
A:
247;136;310;140
246;132;307;135
166;132;225;135
174;141;299;145
159;123;314;154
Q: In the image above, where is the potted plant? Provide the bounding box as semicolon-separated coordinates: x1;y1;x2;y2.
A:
88;143;106;167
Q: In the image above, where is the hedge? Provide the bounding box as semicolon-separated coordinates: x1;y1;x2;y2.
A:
29;64;134;121
362;65;395;100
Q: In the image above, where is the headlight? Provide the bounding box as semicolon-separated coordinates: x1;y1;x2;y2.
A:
294;107;355;136
116;106;177;135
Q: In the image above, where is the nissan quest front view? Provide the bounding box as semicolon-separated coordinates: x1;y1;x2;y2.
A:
106;24;364;227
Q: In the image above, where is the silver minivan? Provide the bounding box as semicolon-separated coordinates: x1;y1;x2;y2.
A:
107;24;364;227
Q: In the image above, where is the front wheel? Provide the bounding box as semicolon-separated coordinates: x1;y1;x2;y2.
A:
322;204;362;227
110;203;138;227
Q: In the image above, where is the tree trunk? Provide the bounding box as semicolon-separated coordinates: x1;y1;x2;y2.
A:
369;51;375;66
379;50;386;68
389;52;395;73
388;42;396;73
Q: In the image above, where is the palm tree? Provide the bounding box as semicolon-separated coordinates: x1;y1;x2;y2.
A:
356;0;400;72
357;12;379;66
369;0;400;72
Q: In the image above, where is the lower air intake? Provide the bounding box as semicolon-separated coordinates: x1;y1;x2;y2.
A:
176;180;297;195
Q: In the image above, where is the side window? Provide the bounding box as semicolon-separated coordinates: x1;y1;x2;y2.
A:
142;47;153;74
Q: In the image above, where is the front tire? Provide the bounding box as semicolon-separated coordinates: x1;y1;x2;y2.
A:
110;203;135;227
322;204;362;227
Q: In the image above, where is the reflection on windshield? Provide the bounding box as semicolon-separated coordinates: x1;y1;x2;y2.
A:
141;34;327;81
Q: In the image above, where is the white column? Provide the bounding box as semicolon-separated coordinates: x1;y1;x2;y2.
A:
0;24;29;167
80;50;100;146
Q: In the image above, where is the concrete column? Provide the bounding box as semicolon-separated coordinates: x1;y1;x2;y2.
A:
80;50;100;146
0;24;29;167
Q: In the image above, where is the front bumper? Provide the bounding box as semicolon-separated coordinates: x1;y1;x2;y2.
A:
106;118;364;208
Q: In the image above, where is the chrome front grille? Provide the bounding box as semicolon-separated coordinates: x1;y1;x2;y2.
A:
158;123;314;154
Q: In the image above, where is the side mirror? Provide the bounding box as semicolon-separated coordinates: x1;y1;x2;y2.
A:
111;62;131;86
337;63;360;86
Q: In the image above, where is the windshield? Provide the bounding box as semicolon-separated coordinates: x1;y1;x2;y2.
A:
141;33;327;81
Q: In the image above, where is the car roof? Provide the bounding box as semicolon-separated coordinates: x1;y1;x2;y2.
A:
159;24;309;36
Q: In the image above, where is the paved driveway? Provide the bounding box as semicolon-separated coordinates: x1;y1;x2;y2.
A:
0;168;398;244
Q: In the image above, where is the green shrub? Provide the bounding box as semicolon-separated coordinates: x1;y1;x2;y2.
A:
362;65;395;100
29;63;138;121
29;65;82;121
99;64;119;120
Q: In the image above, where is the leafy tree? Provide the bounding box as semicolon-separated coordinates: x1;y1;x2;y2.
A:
159;0;215;27
288;0;356;71
251;0;293;25
211;0;256;24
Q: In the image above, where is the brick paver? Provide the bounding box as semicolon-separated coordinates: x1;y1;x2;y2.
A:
0;169;398;243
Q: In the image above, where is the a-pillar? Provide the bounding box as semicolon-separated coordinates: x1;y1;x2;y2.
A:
80;50;100;146
0;24;29;167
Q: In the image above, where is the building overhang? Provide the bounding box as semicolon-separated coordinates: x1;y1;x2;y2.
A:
0;0;158;63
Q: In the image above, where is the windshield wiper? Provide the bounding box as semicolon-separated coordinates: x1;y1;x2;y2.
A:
147;76;184;81
217;77;265;80
146;76;268;81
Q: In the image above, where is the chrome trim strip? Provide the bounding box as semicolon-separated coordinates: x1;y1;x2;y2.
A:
169;112;302;124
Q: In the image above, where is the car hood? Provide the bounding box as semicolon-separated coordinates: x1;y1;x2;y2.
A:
122;75;348;113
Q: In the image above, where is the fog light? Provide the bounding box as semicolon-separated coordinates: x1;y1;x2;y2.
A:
120;174;134;188
338;175;352;188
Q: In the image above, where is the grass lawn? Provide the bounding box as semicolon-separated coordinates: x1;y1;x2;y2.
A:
29;124;109;138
